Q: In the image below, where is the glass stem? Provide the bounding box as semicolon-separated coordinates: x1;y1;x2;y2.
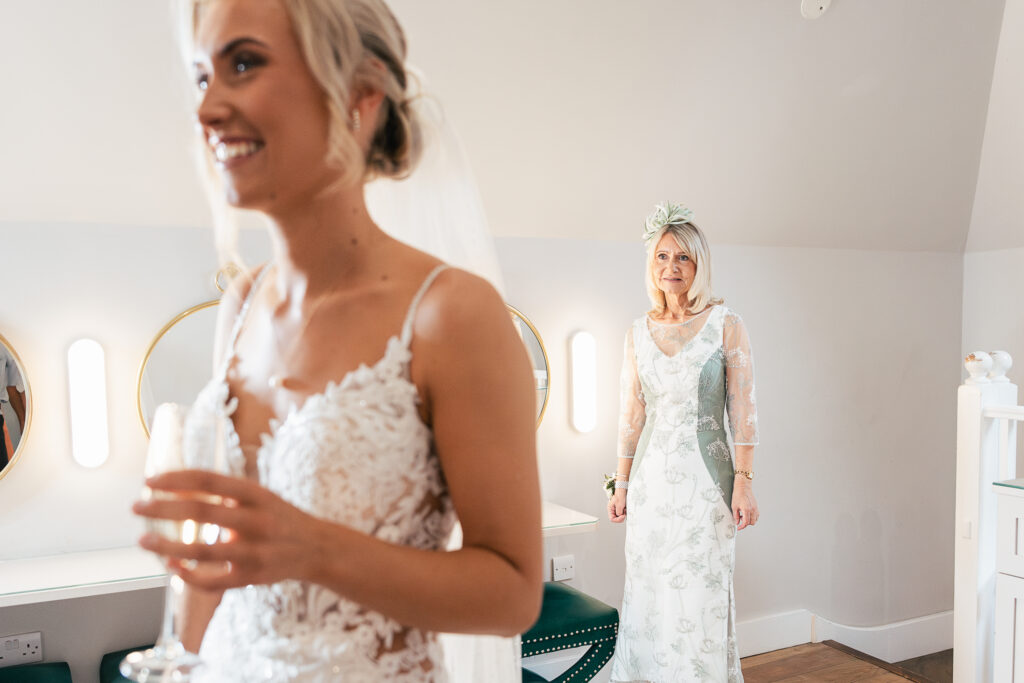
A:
156;572;184;653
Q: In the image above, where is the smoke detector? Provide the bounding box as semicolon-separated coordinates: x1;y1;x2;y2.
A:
801;0;831;19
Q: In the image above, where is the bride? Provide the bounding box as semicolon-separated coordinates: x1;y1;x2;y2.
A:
132;0;543;680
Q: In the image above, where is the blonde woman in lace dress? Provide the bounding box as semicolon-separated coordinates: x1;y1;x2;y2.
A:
131;0;541;680
607;203;759;683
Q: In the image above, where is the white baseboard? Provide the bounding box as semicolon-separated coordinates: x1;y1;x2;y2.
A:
812;610;953;663
736;608;952;663
737;609;815;658
524;608;952;674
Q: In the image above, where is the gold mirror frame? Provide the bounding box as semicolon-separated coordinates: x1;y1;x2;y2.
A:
507;304;550;429
136;300;219;438
0;332;33;482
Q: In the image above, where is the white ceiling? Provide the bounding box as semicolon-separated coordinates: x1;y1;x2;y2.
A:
0;0;1007;251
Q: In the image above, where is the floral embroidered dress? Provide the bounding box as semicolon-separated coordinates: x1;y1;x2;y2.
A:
184;265;457;682
609;305;758;683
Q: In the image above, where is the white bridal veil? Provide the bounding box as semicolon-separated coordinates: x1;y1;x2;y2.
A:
364;85;521;683
365;94;505;295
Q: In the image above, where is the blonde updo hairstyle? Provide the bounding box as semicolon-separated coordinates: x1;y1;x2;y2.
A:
646;222;723;317
177;0;422;263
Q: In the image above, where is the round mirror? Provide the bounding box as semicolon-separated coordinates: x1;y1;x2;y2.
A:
138;300;550;433
0;333;32;480
507;305;550;428
137;301;219;437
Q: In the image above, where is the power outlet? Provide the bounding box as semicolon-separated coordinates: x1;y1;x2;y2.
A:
552;554;575;582
0;631;42;668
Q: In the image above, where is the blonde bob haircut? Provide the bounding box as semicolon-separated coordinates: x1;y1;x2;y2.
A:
176;0;422;265
646;222;723;317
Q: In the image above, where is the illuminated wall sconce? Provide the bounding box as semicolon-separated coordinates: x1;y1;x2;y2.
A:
570;331;597;433
67;338;110;468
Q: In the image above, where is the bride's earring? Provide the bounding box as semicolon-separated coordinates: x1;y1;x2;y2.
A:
351;109;361;132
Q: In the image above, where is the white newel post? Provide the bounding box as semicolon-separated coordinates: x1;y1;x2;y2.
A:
954;351;1018;683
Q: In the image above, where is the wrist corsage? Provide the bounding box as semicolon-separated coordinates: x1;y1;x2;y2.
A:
603;473;616;500
604;474;629;499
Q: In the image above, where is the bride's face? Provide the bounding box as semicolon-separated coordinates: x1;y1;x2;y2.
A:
191;0;338;211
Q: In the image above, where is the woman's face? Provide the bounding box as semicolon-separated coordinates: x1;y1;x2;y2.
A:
652;231;697;298
192;0;337;211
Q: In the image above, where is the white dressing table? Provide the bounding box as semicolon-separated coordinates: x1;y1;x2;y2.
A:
541;500;597;538
0;501;596;608
0;547;164;608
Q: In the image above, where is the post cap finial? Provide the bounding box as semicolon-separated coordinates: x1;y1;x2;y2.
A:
965;352;993;385
988;350;1013;383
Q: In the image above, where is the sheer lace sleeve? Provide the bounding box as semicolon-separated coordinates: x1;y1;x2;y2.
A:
723;311;759;446
618;327;646;459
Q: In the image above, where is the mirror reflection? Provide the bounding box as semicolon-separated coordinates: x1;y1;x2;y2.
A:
138;301;550;432
508;305;550;427
0;334;30;477
137;301;219;436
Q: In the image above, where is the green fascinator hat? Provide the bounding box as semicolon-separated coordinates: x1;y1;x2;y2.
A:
643;201;694;243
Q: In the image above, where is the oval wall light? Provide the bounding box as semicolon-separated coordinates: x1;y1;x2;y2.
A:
67;338;110;468
570;331;597;433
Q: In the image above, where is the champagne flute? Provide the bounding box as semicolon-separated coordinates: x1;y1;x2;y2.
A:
121;403;223;682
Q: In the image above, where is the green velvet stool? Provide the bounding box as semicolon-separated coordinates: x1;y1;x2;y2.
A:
521;582;619;683
0;662;72;683
99;645;153;683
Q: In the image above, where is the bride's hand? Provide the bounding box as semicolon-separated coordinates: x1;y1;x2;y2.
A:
133;469;321;590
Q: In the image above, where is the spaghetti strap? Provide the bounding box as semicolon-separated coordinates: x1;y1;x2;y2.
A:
400;264;449;347
217;264;273;378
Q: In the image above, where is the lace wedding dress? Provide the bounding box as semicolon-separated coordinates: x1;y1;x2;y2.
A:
184;264;458;682
609;306;758;683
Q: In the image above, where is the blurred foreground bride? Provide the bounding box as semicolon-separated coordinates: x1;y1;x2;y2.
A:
132;0;542;680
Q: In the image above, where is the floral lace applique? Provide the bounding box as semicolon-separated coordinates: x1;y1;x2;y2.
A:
187;266;456;683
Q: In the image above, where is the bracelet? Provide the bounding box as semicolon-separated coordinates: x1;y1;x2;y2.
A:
614;480;629;489
735;469;754;481
614;473;628;479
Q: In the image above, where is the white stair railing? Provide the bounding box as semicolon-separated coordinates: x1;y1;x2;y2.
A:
954;351;1018;683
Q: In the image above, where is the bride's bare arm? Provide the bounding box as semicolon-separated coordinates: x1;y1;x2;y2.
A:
137;269;543;636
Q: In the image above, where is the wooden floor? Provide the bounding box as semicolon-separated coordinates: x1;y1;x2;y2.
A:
894;649;952;683
741;642;920;682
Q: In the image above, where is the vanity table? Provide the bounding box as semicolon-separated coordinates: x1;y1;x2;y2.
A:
0;548;164;609
542;500;597;538
0;501;596;609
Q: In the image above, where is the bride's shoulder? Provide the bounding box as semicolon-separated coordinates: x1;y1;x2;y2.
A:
412;265;506;338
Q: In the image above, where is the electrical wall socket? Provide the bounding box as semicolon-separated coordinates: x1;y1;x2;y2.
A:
552;554;575;582
0;631;42;668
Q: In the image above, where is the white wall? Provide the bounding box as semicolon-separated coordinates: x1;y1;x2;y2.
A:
498;237;963;635
961;249;1024;469
966;0;1024;252
0;0;1012;678
0;223;271;559
0;1;1005;250
0;589;163;683
0;228;964;682
962;0;1024;459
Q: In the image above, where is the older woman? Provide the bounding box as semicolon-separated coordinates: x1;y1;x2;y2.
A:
607;202;759;682
130;0;541;680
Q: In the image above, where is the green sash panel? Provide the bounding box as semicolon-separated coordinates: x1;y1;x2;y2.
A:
696;348;734;507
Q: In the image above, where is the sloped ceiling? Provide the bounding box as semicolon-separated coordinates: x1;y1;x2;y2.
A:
966;0;1024;251
0;0;1006;251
